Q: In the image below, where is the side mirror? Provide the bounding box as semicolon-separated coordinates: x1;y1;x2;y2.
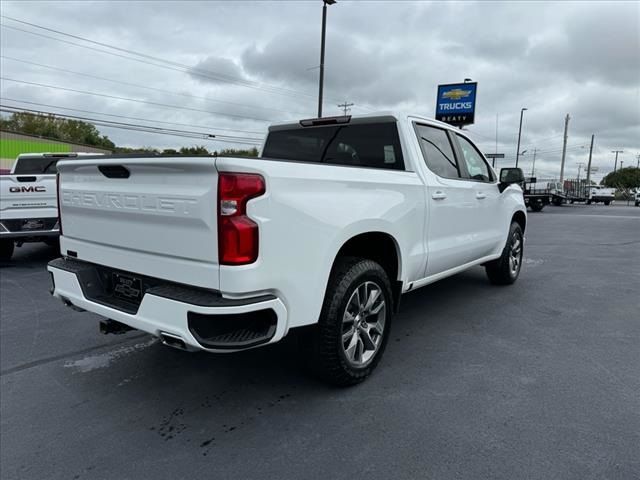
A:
499;167;524;192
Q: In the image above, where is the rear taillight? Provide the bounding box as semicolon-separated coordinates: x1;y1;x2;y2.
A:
56;173;63;235
218;173;265;265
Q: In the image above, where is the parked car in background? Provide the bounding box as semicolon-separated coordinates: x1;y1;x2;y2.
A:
47;114;527;385
0;152;101;260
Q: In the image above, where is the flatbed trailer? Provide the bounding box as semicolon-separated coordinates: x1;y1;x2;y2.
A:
523;178;551;212
564;180;614;205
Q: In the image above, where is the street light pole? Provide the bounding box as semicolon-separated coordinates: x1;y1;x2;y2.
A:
612;150;623;172
317;0;336;118
515;107;527;167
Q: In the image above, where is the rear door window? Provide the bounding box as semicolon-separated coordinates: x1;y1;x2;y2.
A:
413;124;461;179
262;122;405;170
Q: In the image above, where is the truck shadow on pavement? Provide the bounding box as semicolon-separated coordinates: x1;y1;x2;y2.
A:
0;242;60;269
53;267;507;454
63;267;496;394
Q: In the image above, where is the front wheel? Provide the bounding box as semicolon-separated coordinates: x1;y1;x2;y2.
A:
0;239;15;261
485;222;524;285
302;257;393;386
604;200;611;206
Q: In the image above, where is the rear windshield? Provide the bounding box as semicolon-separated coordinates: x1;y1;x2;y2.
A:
13;157;61;174
262;122;405;170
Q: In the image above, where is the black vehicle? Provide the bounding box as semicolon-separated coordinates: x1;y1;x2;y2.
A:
523;177;551;212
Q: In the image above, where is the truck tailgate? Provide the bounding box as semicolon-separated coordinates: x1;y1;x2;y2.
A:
58;157;220;289
0;174;57;219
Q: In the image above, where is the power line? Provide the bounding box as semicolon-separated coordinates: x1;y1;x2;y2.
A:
1;97;265;136
1;15;352;106
0;105;263;145
1;77;277;122
0;55;309;117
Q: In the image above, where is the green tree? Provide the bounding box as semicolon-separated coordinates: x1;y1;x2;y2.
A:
217;147;259;157
179;146;210;155
114;146;160;154
601;167;640;189
0;112;115;150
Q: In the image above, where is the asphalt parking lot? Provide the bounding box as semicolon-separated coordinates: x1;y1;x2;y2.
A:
1;204;639;480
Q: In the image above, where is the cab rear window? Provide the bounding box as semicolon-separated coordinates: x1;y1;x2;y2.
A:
13;157;60;174
262;122;405;170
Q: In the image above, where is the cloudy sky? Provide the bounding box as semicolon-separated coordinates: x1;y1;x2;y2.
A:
1;0;639;180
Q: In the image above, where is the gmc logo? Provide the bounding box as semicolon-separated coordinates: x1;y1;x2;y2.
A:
9;186;46;193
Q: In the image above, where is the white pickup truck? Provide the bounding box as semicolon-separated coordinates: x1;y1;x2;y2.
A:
586;186;615;205
0;153;102;260
48;114;527;385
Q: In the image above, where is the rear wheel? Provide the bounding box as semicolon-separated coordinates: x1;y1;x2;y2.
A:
530;201;544;212
604;200;611;206
302;257;393;386
0;240;15;261
485;222;524;285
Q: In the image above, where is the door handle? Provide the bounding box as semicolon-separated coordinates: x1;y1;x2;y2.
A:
476;192;487;200
432;191;447;200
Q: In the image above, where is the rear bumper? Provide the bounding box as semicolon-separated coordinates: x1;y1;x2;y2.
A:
47;258;288;353
0;217;59;239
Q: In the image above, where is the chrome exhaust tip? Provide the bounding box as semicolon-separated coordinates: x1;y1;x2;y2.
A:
159;332;188;351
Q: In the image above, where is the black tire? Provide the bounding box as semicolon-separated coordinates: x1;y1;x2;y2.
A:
635;201;639;207
45;237;60;251
587;199;592;205
302;257;393;386
530;202;544;212
0;240;15;261
604;200;611;206
485;222;524;285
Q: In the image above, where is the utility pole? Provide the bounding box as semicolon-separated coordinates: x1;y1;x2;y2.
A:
530;148;537;176
636;154;640;169
612;150;623;172
559;113;570;184
337;101;354;116
515;107;527;167
586;134;594;186
317;0;336;118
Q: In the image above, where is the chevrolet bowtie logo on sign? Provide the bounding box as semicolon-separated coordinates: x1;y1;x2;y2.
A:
435;82;478;127
442;88;472;101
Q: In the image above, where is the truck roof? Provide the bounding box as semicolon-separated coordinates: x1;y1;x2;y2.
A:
268;112;457;132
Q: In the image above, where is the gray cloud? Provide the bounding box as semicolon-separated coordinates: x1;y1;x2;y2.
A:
0;0;638;180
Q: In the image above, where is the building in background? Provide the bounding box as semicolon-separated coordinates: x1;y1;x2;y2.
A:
0;130;113;172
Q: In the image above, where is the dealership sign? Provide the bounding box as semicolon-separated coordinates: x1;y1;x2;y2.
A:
435;82;477;126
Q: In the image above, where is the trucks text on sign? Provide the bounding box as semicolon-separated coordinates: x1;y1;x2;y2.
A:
435;82;478;127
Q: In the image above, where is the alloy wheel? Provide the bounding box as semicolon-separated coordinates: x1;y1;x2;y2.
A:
341;281;386;367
